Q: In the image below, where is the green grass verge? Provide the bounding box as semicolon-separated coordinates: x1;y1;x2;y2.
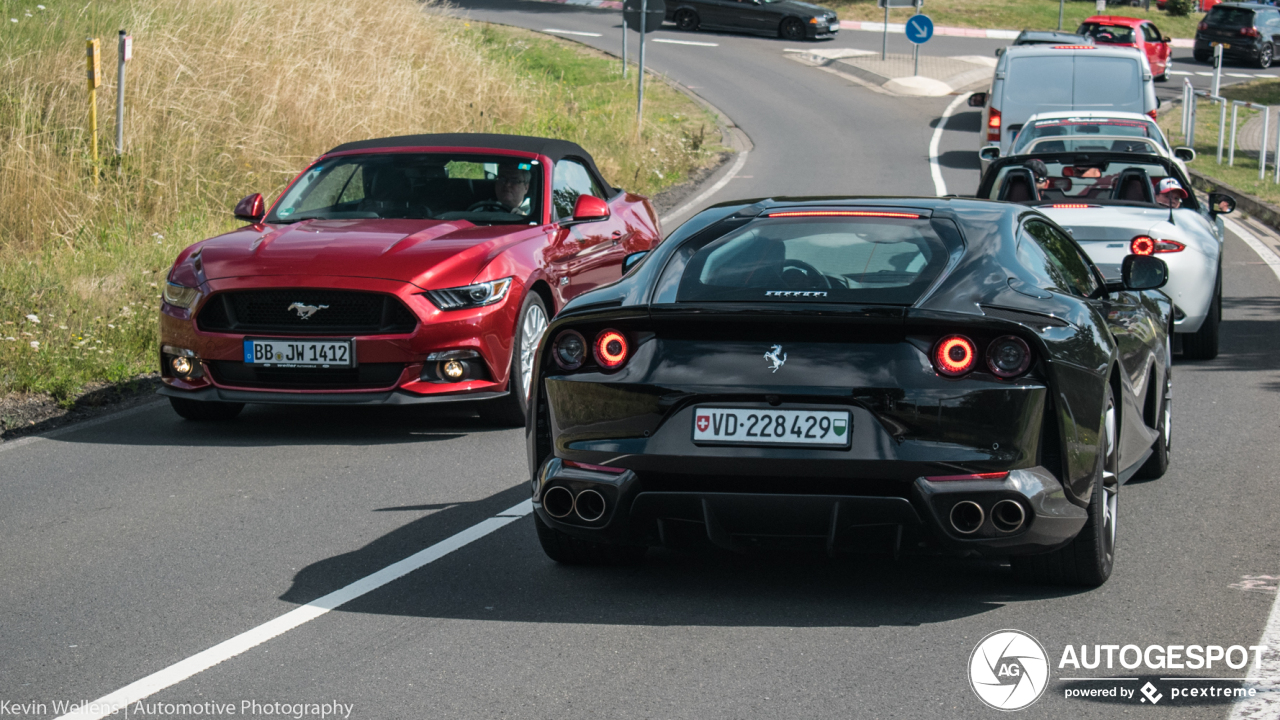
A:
829;0;1202;39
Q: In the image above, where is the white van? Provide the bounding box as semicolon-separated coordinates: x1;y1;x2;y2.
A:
971;44;1159;167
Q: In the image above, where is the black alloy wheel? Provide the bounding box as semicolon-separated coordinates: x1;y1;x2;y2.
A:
675;8;699;31
1134;342;1172;480
534;513;646;565
168;396;245;421
1182;269;1221;360
478;291;548;426
780;17;806;41
1260;43;1274;69
1012;387;1118;587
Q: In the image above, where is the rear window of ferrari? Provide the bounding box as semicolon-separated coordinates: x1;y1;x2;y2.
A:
675;214;960;304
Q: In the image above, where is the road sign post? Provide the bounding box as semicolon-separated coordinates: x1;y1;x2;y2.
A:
905;13;933;77
86;37;101;184
878;0;922;61
116;31;131;156
623;0;664;130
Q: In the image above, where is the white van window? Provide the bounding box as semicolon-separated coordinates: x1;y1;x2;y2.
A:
1006;56;1074;111
1072;57;1142;110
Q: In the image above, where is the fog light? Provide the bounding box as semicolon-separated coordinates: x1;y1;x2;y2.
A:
171;356;193;376
442;359;466;380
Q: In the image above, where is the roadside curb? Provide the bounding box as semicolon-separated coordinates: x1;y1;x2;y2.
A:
1187;169;1280;236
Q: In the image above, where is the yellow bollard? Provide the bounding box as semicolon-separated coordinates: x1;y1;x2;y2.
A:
86;37;101;184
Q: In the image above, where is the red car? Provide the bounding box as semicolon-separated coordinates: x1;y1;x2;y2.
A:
157;134;661;425
1078;15;1173;80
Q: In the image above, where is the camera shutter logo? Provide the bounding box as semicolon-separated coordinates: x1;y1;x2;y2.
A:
968;630;1050;711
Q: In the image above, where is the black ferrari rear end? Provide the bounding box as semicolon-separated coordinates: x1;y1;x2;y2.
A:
527;198;1170;584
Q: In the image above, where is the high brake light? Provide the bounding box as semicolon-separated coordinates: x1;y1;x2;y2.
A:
933;335;977;377
1052;45;1095;50
987;108;1002;143
593;329;629;370
1048;204;1097;209
766;211;921;219
1131;235;1185;255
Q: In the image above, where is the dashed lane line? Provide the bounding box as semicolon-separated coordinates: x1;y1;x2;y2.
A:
542;28;602;37
55;499;535;720
929;92;973;197
651;38;718;46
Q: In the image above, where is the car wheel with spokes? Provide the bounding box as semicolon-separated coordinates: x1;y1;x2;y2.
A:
1012;387;1118;587
1260;43;1274;69
478;291;548;427
675;8;699;32
779;17;806;41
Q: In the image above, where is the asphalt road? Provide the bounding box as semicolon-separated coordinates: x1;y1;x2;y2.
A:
2;5;1279;719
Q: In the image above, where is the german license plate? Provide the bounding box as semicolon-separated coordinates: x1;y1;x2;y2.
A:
693;408;851;447
243;338;354;368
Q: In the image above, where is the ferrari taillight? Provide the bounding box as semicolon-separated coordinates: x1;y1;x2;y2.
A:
987;108;1002;143
986;336;1032;379
593;329;629;370
933;335;977;377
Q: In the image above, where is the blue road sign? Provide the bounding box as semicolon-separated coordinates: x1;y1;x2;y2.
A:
906;14;933;44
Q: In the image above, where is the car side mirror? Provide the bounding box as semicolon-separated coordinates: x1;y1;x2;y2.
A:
1122;254;1168;291
995;48;1005;57
234;193;266;223
564;194;610;226
1173;146;1196;162
968;92;988;108
979;146;1001;161
622;251;648;275
1156;97;1162;108
1163;36;1172;43
1208;192;1236;215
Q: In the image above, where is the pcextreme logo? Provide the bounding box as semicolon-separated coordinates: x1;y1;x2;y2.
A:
968;630;1050;711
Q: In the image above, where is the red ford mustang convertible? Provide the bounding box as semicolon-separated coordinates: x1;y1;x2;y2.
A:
157;134;661;424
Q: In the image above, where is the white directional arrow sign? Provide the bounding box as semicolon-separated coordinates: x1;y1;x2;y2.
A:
906;14;933;44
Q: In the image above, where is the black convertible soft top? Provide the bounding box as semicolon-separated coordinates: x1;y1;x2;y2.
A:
325;133;614;190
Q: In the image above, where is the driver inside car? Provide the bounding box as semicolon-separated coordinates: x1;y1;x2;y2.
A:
471;163;531;214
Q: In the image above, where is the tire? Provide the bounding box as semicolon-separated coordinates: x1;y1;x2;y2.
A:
1133;346;1171;480
1260;43;1274;69
477;291;548;427
168;396;244;421
674;8;699;32
779;17;806;41
1182;271;1221;360
1012;388;1118;587
1194;50;1211;63
535;513;646;565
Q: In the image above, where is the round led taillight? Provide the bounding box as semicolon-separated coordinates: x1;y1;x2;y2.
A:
553;330;586;371
593;329;629;370
933;335;976;377
986;336;1032;379
1130;235;1156;256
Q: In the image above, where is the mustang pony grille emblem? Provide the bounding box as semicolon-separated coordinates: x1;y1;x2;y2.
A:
764;344;787;373
287;302;329;320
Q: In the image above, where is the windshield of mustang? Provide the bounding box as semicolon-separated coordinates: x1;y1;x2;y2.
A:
675;216;957;304
266;153;543;224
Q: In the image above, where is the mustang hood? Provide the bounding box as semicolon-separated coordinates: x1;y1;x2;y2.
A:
193;219;544;289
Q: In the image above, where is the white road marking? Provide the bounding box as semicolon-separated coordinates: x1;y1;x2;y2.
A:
1256;74;1278;79
55;499;535;720
541;28;602;37
1225;218;1280;285
651;38;718;46
660;149;749;226
929;92;972;197
1196;71;1215;76
0;399;166;456
1229;571;1280;719
1227;73;1254;78
1168;70;1193;76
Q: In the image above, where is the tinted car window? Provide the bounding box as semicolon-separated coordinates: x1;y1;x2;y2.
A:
1012;118;1166;154
1006;56;1074;109
1078;23;1136;44
1021;220;1100;298
552;159;604;219
1073;57;1143;109
675;216;959;304
1205;7;1255;27
1143;24;1161;42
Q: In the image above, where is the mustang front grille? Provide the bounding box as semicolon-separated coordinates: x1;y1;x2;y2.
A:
197;290;417;335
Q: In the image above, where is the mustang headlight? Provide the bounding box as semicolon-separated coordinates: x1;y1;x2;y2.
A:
424;277;513;311
162;281;200;309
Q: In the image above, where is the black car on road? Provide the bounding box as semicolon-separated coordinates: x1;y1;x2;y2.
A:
666;0;839;41
1194;2;1280;68
526;197;1174;587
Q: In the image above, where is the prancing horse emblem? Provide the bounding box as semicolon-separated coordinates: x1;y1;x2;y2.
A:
764;344;787;373
287;302;329;320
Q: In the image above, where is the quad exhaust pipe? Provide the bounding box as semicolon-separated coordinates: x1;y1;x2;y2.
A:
541;486;608;522
991;499;1026;533
949;500;984;535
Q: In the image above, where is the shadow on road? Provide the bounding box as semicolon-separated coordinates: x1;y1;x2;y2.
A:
930;110;980;133
1177;295;1280;391
935;150;981;172
281;485;1083;629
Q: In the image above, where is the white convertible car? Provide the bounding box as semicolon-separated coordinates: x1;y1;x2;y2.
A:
977;151;1235;359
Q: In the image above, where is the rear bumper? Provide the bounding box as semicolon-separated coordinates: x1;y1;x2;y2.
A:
532;458;1087;556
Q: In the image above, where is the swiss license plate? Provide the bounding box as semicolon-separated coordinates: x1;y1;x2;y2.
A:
243;338;354;368
693;407;851;447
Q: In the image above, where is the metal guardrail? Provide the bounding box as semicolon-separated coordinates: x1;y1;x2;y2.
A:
1182;78;1274;181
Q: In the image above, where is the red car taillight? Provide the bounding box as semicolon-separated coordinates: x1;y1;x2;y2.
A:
986;336;1032;379
1131;235;1185;255
933;335;977;377
593;329;629;370
552;330;587;371
987;108;1002;143
1241;27;1261;38
1198;21;1209;31
1147;109;1158;121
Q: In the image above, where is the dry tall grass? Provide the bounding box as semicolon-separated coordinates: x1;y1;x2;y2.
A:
0;0;718;401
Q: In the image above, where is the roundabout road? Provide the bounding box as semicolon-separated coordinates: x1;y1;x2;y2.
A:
2;5;1280;719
